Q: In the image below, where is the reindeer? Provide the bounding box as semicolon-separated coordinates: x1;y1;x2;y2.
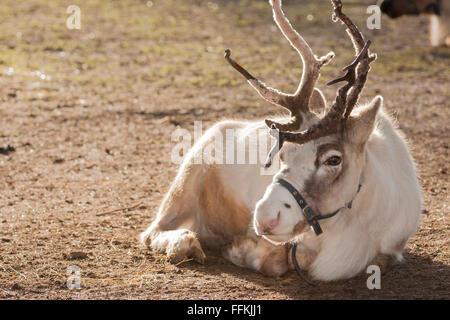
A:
380;0;450;46
140;0;422;281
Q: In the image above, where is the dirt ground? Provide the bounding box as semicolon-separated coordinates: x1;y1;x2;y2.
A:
0;0;448;299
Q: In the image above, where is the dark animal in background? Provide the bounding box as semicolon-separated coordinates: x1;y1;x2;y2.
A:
379;0;449;46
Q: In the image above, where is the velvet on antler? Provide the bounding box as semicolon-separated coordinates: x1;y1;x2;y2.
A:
273;0;377;147
225;0;334;132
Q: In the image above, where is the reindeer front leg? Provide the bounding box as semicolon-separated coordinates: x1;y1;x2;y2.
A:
140;162;207;264
223;233;320;278
223;235;290;277
148;227;206;264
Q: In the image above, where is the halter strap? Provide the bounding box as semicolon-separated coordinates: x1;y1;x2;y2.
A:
291;242;317;286
275;178;362;235
278;177;363;285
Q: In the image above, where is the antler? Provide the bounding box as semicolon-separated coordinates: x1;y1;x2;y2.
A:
273;0;377;147
329;0;377;119
225;0;334;131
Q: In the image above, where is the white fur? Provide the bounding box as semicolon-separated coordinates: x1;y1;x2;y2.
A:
141;100;422;280
254;100;422;280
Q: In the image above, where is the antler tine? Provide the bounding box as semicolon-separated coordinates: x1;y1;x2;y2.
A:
225;0;334;132
329;0;377;119
224;49;294;111
270;0;335;109
326;40;371;87
224;49;256;81
324;39;372;122
270;0;376;147
266;0;334;131
331;0;364;50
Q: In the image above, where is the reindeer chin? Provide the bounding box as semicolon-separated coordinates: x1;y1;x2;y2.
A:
292;220;309;237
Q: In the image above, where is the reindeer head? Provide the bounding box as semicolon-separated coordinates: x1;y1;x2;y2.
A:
226;0;378;243
380;0;441;18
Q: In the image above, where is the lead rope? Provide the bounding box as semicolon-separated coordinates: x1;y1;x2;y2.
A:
291;242;317;286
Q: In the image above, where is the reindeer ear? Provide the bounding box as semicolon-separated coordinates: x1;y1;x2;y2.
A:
346;96;383;145
309;88;328;113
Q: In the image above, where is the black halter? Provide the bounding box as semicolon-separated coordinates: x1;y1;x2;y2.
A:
276;178;361;236
275;178;362;285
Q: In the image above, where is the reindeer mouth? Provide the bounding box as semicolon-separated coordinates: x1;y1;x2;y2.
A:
261;217;310;245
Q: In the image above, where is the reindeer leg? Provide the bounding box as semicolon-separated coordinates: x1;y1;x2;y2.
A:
140;164;206;264
223;235;289;277
148;227;206;264
142;222;206;266
141;213;207;264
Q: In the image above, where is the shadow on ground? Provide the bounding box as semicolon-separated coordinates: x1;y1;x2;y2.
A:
178;249;450;299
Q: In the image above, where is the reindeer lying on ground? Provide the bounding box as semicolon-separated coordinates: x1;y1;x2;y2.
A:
380;0;450;46
141;0;422;281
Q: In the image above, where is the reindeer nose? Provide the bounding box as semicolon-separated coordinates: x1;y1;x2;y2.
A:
262;211;281;234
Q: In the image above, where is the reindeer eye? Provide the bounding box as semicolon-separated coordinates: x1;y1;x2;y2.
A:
284;203;291;209
324;156;341;166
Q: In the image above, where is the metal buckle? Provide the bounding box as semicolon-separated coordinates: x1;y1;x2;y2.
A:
302;206;316;223
303;206;322;235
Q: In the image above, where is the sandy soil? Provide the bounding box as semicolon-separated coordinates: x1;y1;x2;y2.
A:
0;0;448;299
